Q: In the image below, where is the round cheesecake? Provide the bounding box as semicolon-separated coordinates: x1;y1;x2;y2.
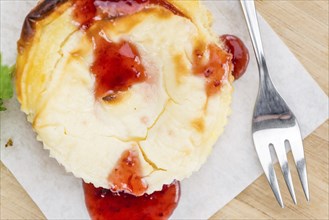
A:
16;0;234;195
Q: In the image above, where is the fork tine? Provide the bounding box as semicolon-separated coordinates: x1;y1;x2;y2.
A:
253;137;284;207
272;143;297;204
266;161;284;208
288;125;310;201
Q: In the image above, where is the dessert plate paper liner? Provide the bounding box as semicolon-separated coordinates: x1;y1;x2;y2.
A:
1;1;328;219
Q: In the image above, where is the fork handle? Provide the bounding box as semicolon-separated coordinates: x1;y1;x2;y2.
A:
240;0;268;81
240;0;291;118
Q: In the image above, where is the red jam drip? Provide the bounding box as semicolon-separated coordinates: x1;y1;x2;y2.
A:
108;149;147;196
72;0;97;29
83;181;180;220
91;35;147;98
220;34;249;79
193;44;232;96
72;0;184;28
94;0;147;18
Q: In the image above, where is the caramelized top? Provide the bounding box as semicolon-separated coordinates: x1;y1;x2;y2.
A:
18;0;69;49
19;0;184;48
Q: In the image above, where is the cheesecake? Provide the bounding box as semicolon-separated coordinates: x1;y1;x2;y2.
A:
16;0;234;195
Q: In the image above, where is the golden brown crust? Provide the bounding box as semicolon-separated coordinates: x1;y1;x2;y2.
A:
20;0;68;43
19;0;188;46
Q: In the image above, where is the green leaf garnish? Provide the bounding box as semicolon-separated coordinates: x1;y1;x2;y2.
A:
0;53;15;111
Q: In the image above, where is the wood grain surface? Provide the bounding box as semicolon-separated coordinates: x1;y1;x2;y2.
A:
1;1;328;219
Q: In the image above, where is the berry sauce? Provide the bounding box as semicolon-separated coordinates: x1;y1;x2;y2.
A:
107;149;147;196
73;0;185;99
220;34;249;79
193;43;233;96
90;34;147;99
72;0;97;29
83;181;180;220
72;0;184;28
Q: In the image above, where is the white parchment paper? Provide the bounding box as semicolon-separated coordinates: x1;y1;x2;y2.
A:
1;1;328;219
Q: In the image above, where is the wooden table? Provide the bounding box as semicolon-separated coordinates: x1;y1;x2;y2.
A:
1;1;328;219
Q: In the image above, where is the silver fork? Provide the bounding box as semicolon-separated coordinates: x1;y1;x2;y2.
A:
240;0;309;207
